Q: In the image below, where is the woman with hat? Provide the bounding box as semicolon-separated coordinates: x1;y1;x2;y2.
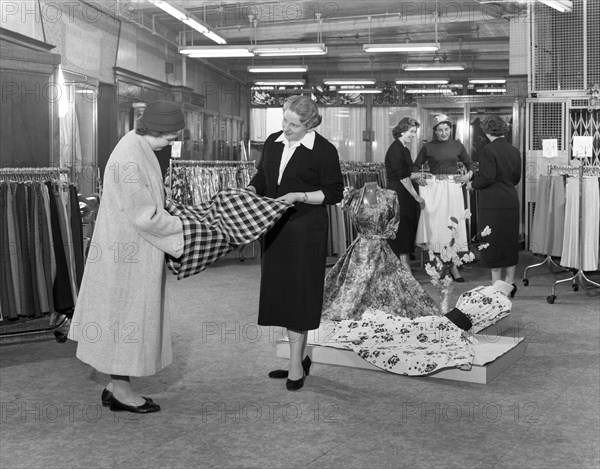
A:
68;100;186;414
467;115;521;296
413;114;474;282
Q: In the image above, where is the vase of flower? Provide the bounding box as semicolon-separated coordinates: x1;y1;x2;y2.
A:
438;282;454;316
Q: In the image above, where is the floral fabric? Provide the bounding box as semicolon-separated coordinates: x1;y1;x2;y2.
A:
330;309;475;376
455;285;512;333
321;186;438;321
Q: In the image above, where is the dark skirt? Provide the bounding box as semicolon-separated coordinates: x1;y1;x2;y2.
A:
386;180;419;256
478;207;519;268
257;205;328;331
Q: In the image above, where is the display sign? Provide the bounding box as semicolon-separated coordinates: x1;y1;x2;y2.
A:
542;139;558;158
572;136;594;158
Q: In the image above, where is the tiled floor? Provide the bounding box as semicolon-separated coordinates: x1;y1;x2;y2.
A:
1;252;598;468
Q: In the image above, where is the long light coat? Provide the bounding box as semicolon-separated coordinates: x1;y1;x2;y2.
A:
68;131;183;377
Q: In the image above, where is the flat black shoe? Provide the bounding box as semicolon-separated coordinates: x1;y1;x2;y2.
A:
450;272;466;283
101;388;153;407
286;373;306;391
510;283;517;298
109;396;160;414
268;356;312;379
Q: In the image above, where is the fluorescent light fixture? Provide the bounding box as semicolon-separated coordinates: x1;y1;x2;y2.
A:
148;0;226;44
363;43;440;53
538;0;572;12
254;80;305;86
402;62;466;71
405;88;455;94
395;79;449;85
180;46;253;57
248;65;308;73
475;88;507;93
469;78;507;84
324;78;376;85
253;43;327;57
338;88;382;94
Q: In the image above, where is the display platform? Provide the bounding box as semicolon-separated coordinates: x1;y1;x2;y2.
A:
276;333;525;385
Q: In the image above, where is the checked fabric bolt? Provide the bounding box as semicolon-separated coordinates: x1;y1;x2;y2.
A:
165;188;291;279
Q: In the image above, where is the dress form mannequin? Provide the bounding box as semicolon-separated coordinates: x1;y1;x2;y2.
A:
362;182;379;205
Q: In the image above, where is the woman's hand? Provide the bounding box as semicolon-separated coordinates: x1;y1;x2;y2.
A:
411;172;431;186
276;192;304;204
246;185;257;194
415;195;426;209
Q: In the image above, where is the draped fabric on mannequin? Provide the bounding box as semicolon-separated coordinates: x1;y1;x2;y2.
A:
0;169;83;322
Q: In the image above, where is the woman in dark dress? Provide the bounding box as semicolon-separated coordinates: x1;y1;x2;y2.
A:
248;95;343;391
385;117;425;273
467;115;521;296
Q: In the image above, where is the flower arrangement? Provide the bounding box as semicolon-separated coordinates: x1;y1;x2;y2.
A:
424;210;491;313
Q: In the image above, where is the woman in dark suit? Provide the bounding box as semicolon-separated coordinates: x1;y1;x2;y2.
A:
468;115;521;296
248;95;343;391
385;117;425;273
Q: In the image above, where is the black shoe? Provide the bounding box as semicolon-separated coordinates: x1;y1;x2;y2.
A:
109;396;160;414
101;388;153;407
286;373;306;391
268;356;312;379
450;272;466;283
510;283;517;298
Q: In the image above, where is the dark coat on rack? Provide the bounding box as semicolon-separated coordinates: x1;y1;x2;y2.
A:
250;130;343;330
471;136;522;268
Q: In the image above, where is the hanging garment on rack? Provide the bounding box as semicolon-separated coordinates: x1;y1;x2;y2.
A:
530;175;566;256
560;176;600;270
165;188;291;279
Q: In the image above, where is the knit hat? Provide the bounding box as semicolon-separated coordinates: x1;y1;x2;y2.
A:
432;114;452;130
493;280;514;297
141;100;185;133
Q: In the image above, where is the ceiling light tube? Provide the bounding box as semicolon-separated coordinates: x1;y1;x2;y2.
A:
253;43;327;57
248;65;308;73
404;88;454;94
402;63;466;71
324;79;376;85
363;43;440;53
538;0;572;13
469;78;507;84
180;46;254;58
254;80;305;86
338;89;382;94
475;88;507;93
149;0;227;44
395;79;449;85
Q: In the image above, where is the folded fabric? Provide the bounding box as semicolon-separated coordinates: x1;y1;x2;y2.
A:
166;188;290;279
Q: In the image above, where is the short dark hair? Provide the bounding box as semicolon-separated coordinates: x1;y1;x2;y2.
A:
392;117;420;139
481;115;508;137
135;117;168;138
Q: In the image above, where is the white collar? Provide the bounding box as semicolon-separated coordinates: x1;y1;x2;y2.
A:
275;130;315;150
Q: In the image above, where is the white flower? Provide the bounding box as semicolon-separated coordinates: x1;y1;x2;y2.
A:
481;225;492;237
478;243;490;251
428;250;436;261
463;209;472;220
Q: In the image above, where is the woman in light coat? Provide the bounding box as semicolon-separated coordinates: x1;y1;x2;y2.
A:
68;101;185;414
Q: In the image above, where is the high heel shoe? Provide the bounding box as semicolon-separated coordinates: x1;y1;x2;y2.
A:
510;283;517;298
286;373;306;391
268;356;312;379
101;388;153;407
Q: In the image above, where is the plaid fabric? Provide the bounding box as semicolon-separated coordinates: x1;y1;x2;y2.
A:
165;188;290;279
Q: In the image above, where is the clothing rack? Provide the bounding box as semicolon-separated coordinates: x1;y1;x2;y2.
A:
166;160;258;260
339;161;386;189
523;164;576;285
546;164;600;303
0;166;77;343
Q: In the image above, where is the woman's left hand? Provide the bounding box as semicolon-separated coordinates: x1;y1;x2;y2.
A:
276;192;303;204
